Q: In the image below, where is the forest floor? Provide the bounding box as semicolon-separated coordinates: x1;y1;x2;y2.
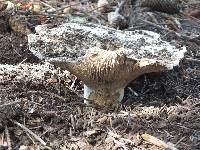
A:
0;0;200;149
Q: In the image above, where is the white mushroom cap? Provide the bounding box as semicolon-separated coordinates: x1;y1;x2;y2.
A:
28;22;186;108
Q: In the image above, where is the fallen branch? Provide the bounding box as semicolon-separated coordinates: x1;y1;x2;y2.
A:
11;120;46;146
141;133;177;150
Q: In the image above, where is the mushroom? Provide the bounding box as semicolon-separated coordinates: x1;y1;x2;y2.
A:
28;22;186;109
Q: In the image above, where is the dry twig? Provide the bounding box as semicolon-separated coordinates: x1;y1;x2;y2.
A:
106;127;135;146
5;126;12;150
139;19;192;40
11;120;46;146
0;100;22;108
185;58;200;63
141;133;177;150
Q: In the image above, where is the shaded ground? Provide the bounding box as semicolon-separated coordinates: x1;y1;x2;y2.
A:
0;33;39;64
0;0;200;150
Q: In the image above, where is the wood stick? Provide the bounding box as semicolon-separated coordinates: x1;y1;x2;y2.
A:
11;120;46;146
5;126;12;150
141;133;177;150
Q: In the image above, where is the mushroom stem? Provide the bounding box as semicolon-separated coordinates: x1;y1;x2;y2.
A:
83;84;125;108
83;84;124;103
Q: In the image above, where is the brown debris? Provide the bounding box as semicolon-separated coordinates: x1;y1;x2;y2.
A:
187;9;200;18
0;1;8;12
9;16;33;34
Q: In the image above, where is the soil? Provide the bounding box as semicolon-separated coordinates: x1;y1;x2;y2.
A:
0;33;39;64
0;1;200;150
